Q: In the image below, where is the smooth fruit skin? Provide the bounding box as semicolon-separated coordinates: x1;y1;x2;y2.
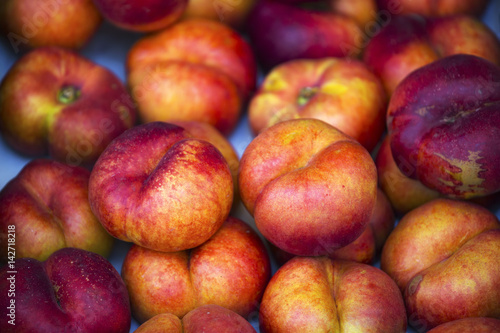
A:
427;15;500;65
127;19;256;135
171;120;242;208
364;15;439;95
0;159;113;263
376;136;441;214
121;217;271;323
364;14;500;96
0;248;131;333
246;1;362;70
377;0;489;17
272;188;395;265
239;119;377;256
171;120;240;196
182;0;257;30
127;19;255;99
381;198;500;291
405;229;500;330
427;317;500;333
2;0;102;50
376;135;500;213
387;54;500;199
135;305;257;333
182;305;257;333
249;57;387;152
0;46;136;167
330;0;379;28
128;60;241;136
135;313;183;333
259;257;407;333
89;122;233;253
381;198;500;330
92;0;187;32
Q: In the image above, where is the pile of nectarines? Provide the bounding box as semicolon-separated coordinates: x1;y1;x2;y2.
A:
0;0;499;332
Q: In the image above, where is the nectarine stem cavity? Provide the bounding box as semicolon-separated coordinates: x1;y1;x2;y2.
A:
297;86;319;106
57;86;80;104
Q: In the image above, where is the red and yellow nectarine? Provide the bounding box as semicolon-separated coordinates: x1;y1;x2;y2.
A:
121;217;270;323
89;122;233;252
239;119;378;256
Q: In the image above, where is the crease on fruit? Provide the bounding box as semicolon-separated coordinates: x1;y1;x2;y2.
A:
324;259;341;333
30;95;63;137
20;178;67;242
267;104;298;128
407;274;423;296
441;107;477;123
52;284;64;309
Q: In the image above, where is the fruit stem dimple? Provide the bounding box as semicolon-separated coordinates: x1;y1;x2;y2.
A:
297;86;319;106
58;85;80;104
